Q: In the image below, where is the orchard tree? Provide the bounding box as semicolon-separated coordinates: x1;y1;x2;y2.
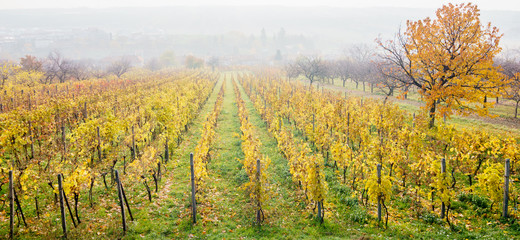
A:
498;58;520;118
107;57;133;78
88;60;108;79
322;60;339;85
348;44;373;90
20;55;43;72
377;3;504;127
372;60;402;100
70;60;91;81
284;63;300;80
159;50;176;67
184;55;204;69
207;56;219;72
293;55;325;87
336;58;353;87
45;51;73;83
146;58;162;71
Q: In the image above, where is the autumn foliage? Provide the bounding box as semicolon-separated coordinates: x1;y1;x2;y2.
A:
378;3;505;127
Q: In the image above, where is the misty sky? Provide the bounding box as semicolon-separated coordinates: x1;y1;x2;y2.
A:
1;0;519;11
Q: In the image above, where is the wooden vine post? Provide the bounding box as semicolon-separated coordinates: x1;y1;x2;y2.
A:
377;164;382;223
115;170;126;233
131;125;136;160
440;158;446;219
164;138;169;163
97;126;102;162
9;170;14;239
58;174;67;238
503;159;510;218
312;113;315;132
59;174;76;228
120;182;134;221
190;153;197;224
317;201;322;223
29;121;34;159
62;125;66;156
412;113;416;129
316;164;324;224
256;159;261;224
83;102;87;119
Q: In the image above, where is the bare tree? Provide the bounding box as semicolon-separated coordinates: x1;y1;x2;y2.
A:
348;44;374;90
92;69;107;79
336;59;353;87
45;51;73;83
372;60;403;101
498;58;520;118
70;60;91;81
107;57;132;78
86;60;108;79
293;55;325;87
322;60;339;85
207;56;219;72
146;58;162;71
284;63;300;80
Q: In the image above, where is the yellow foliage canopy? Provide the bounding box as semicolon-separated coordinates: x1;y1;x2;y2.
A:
378;3;505;127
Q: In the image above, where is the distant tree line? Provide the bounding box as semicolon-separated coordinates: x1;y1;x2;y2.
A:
0;50;184;88
0;51;136;85
286;44;381;93
286;43;520;120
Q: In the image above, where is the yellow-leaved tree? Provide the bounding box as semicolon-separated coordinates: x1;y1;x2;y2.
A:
377;3;505;127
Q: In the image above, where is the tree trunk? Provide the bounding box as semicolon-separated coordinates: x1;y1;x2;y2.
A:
309;77;314;89
512;98;520;118
428;101;436;128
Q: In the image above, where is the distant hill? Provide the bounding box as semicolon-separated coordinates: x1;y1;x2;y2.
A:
0;6;519;59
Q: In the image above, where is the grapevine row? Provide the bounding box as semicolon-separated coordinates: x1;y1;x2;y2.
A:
238;71;520;223
192;78;225;191
1;70;219;237
236;75;328;222
232;78;270;224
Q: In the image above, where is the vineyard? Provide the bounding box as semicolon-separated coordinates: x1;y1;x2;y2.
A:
1;68;520;239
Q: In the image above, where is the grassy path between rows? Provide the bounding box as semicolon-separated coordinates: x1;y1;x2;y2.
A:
121;73;515;240
264;78;517;239
125;73;509;239
123;75;226;239
7;72;516;239
124;74;363;239
234;76;360;239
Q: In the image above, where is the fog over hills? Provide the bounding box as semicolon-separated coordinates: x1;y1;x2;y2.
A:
0;6;519;61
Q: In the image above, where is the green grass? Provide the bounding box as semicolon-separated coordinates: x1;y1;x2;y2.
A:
4;73;519;239
122;76;520;239
312;77;520;136
243;76;519;239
